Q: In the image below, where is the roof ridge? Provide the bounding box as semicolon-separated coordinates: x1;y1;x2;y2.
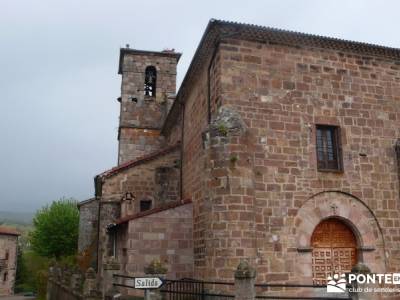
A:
114;198;192;225
97;142;181;179
213;19;400;52
0;226;21;236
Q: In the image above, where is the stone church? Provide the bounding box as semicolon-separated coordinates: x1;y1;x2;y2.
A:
78;19;400;297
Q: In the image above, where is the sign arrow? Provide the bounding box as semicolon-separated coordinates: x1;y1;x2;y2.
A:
134;277;164;289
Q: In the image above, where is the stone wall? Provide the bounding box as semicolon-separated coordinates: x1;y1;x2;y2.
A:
118;128;164;165
0;234;18;296
47;266;101;300
101;148;181;217
169;46;222;278
210;37;400;283
201;106;258;281
78;198;99;270
165;34;400;288
118;201;193;279
97;147;181;293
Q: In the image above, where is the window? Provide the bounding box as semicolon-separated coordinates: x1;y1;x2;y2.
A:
4;251;8;260
316;125;342;171
112;231;117;258
140;200;152;212
144;66;157;97
3;272;7;282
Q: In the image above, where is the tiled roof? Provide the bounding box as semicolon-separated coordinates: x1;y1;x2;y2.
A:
0;226;20;236
97;143;181;179
214;20;400;58
161;19;400;134
77;197;97;208
114;198;192;226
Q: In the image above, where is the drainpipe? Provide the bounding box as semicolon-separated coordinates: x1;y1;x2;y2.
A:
180;101;185;200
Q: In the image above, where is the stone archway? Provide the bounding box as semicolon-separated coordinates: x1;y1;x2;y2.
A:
311;218;358;284
292;191;386;282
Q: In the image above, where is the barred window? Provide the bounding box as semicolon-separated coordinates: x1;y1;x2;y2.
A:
316;125;342;171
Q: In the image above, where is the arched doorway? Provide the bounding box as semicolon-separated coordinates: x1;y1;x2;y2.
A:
311;218;358;284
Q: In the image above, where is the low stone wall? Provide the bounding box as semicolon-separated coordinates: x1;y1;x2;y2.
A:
47;266;102;300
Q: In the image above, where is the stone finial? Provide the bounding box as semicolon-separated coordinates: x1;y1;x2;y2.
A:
235;260;256;279
70;272;83;292
85;267;96;279
83;267;98;296
351;262;371;274
48;266;54;279
144;259;168;275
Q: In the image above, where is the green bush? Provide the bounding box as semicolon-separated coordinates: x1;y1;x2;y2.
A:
16;198;80;298
15;251;50;297
30;198;79;259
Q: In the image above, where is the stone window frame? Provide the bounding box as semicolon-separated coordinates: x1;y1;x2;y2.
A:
315;124;343;172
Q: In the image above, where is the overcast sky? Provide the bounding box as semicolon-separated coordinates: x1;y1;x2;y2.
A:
1;0;399;212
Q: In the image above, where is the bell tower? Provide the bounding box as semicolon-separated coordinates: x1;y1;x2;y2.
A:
117;47;181;164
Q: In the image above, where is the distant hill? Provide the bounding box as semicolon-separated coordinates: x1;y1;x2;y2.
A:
0;210;34;226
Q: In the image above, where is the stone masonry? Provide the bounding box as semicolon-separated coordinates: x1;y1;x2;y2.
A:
77;20;400;299
118;49;181;164
0;227;20;296
77;198;99;270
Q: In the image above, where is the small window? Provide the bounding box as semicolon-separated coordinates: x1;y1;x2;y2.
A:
140;200;152;212
3;272;7;282
144;66;157;97
112;231;117;258
316;125;342;171
4;251;8;260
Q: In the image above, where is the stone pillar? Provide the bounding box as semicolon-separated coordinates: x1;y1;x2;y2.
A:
200;106;257;281
350;263;374;300
234;260;256;300
144;284;164;300
46;267;54;300
144;259;167;300
103;258;121;300
83;267;102;300
97;200;120;291
70;270;83;293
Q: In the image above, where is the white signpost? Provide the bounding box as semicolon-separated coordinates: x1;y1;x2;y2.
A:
134;277;164;289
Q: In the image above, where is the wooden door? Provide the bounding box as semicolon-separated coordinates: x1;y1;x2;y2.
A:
311;218;357;285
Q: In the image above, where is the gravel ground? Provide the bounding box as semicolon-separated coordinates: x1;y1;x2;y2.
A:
0;295;35;300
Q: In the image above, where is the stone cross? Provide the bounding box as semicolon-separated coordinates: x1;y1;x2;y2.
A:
330;203;338;215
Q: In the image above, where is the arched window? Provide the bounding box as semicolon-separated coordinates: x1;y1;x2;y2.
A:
144;66;157;97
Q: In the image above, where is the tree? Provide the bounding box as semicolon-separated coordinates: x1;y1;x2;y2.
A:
30;198;79;258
